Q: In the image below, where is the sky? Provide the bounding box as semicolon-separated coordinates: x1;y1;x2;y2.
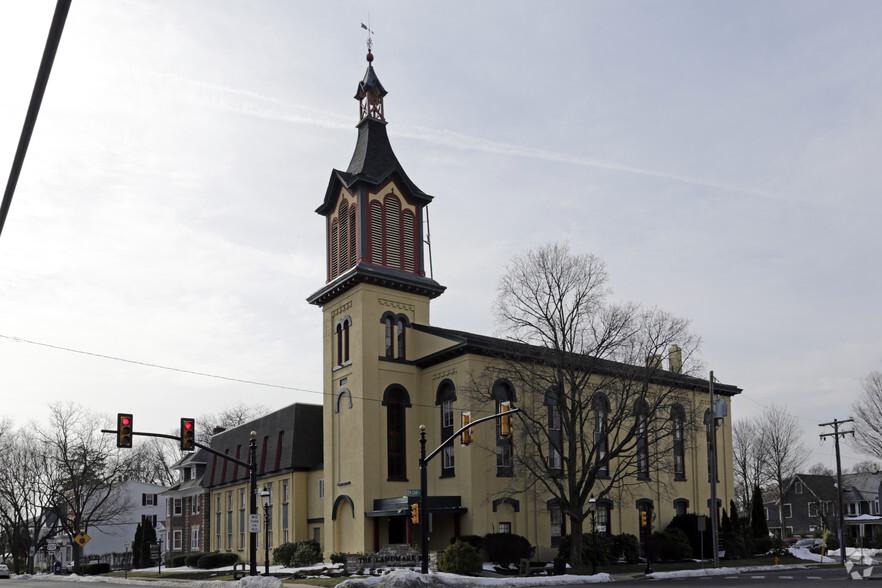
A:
1;1;880;472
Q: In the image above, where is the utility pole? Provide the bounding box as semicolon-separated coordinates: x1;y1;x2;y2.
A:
819;418;854;565
709;371;719;569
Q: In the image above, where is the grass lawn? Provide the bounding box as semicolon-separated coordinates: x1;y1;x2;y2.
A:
570;552;827;575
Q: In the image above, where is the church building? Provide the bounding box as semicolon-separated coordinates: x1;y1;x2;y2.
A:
305;49;742;562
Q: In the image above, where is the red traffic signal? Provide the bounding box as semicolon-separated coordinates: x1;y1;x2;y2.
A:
117;413;133;448
180;418;195;451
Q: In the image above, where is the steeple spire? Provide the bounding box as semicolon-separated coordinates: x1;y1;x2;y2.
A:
355;27;386;122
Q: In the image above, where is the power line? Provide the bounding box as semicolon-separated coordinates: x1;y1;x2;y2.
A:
0;333;316;393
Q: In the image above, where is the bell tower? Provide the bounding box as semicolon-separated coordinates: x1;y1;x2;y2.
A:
308;50;444;305
307;49;444;556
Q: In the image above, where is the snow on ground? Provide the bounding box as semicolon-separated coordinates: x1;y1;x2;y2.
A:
337;569;612;586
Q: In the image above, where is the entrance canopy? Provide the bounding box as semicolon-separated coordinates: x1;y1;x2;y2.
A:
366;495;467;518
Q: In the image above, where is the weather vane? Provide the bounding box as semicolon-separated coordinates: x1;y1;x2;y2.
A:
361;19;374;54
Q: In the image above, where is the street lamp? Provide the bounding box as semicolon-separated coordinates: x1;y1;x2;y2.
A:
260;486;271;575
588;496;597;575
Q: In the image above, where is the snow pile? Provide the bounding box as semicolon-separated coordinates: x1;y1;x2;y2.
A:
788;546;838;563
647;567;739;580
337;569;612;587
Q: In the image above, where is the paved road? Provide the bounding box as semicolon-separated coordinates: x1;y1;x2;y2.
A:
605;565;875;587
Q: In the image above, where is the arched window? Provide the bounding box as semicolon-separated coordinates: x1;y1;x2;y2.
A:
596;498;613;535
704;409;718;483
396;317;406;360
334;316;351;367
339;200;349;276
593;393;610;478
385;195;401;269
635;400;649;480
330;219;339;278
545;388;562;474
384;386;409;481
671;404;686;481
380;312;410;361
436;380;456;476
492;380;516;477
384;315;394;358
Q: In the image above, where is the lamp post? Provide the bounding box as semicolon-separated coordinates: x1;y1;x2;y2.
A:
588;496;597;575
260;486;271;575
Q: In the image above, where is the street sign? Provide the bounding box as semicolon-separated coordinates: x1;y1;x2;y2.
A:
248;514;261;533
74;532;91;546
47;541;57;552
406;489;421;497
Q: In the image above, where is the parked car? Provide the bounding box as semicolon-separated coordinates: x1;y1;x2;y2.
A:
0;564;9;578
792;538;824;553
783;537;799;548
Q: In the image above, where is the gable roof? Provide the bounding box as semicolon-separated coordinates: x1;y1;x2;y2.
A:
204;403;322;489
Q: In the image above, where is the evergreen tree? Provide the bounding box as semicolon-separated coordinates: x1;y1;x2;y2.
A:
140;519;157;568
721;508;732;533
750;485;769;539
132;523;142;566
729;499;743;534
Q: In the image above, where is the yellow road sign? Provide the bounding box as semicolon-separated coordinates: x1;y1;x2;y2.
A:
74;532;90;546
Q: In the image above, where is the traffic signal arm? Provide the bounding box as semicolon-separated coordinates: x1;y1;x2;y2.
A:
424;407;521;464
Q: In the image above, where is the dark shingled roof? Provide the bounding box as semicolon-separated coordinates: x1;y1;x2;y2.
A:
204;403;322;489
316;118;433;215
411;324;742;396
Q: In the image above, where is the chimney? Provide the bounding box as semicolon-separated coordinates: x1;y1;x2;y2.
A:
668;344;683;373
212;426;226;435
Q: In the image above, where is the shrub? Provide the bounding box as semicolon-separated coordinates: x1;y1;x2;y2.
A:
273;542;298;567
483;533;534;565
195;552;240;569
452;534;483;553
185;553;205;567
438;540;483;576
557;532;615;565
752;536;773;554
666;514;711;560
273;539;322;568
291;540;323;567
647;528;692;561
168;554;189;567
84;563;110;575
612;534;640;564
721;530;746;560
330;552;347;564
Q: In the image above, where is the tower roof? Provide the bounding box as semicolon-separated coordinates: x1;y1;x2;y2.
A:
315;52;432;215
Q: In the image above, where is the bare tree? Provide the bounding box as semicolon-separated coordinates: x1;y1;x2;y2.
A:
851;460;879;474
41;402;132;570
808;462;834;476
124;437;178;486
733;419;767;513
0;428;59;573
851;371;882;459
487;243;705;566
197;402;270;444
757;404;810;534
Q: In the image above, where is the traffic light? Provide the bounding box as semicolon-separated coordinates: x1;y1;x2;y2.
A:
410;503;419;524
180;418;195;451
500;401;512;437
117;413;133;448
461;412;473;445
640;510;648;528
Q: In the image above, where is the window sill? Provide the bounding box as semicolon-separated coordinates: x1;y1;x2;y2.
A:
674;475;687;482
440;472;455;479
